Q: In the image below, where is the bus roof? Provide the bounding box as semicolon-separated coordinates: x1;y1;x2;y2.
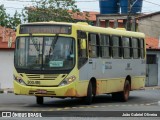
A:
19;21;145;38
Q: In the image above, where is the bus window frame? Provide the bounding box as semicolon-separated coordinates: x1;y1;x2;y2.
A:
88;33;100;58
111;35;122;59
139;38;145;59
77;31;88;69
100;34;111;59
122;37;131;59
131;37;140;59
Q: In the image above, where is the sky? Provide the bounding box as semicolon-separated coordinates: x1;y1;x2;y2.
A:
0;0;160;16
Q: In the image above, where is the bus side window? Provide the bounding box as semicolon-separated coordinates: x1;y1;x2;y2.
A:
140;38;145;59
100;34;110;58
89;33;100;58
78;39;87;58
112;36;122;58
132;38;139;59
77;31;87;69
122;37;131;59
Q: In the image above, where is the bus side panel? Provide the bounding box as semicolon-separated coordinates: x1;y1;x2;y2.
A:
131;76;145;90
104;78;125;94
79;58;146;95
75;80;88;97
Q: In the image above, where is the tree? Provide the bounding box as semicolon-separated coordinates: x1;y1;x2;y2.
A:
0;5;10;27
0;4;21;29
22;0;85;22
9;11;22;29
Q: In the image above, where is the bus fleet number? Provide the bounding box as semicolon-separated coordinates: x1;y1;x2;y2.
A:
28;81;40;85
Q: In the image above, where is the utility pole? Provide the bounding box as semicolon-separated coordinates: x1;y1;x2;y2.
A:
127;0;139;31
127;0;131;31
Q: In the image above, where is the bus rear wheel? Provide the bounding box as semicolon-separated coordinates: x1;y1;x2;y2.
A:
36;96;44;105
120;80;130;102
112;80;130;102
84;82;93;105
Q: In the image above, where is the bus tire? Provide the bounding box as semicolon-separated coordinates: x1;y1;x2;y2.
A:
36;96;43;105
112;80;130;102
120;80;130;102
84;82;93;105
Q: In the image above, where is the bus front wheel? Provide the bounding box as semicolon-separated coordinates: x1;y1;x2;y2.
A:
84;82;93;105
36;96;44;105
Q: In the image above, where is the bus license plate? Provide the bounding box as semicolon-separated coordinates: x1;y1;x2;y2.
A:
37;90;47;94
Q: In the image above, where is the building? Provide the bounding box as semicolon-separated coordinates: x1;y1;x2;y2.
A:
0;26;15;89
146;37;160;86
138;11;160;39
138;12;160;86
71;11;99;25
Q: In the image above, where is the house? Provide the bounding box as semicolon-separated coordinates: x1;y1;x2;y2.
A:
138;11;160;39
96;14;139;31
0;26;16;89
138;12;160;86
145;36;160;86
71;11;99;26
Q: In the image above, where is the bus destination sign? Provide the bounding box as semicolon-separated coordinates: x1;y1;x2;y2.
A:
20;25;71;34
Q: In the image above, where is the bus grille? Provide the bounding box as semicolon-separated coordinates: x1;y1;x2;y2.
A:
25;74;59;81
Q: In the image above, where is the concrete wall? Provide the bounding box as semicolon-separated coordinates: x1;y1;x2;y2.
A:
0;50;14;89
147;50;160;86
138;14;160;38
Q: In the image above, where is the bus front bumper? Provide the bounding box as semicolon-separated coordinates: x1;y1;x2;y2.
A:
13;81;77;97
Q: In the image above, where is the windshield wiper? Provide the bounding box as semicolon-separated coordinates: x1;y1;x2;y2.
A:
29;33;39;52
49;34;59;58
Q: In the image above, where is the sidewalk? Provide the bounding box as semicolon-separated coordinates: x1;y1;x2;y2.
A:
0;86;160;94
0;88;13;94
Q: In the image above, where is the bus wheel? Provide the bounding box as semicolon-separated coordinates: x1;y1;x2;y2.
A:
84;82;93;105
36;96;44;105
112;80;130;102
120;80;130;102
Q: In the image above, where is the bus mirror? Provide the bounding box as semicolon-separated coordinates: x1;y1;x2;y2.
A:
8;36;13;48
80;39;86;49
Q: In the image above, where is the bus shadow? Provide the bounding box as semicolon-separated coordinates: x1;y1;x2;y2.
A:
25;94;139;108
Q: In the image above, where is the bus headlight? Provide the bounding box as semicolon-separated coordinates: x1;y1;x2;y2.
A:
59;75;76;86
14;75;26;85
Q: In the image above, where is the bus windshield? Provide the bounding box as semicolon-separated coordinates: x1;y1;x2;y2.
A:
14;36;75;71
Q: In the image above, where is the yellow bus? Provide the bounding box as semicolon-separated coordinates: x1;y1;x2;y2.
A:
13;22;146;105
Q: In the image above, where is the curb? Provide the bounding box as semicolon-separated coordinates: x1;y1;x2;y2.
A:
0;88;14;94
145;86;160;90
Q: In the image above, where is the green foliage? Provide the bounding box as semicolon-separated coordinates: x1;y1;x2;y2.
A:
0;0;91;29
9;11;22;29
22;0;86;22
0;4;21;29
0;5;10;27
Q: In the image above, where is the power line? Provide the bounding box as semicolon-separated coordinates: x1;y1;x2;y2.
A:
143;0;160;7
1;0;36;2
0;0;98;2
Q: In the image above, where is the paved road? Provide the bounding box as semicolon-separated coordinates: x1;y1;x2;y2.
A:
0;89;160;119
